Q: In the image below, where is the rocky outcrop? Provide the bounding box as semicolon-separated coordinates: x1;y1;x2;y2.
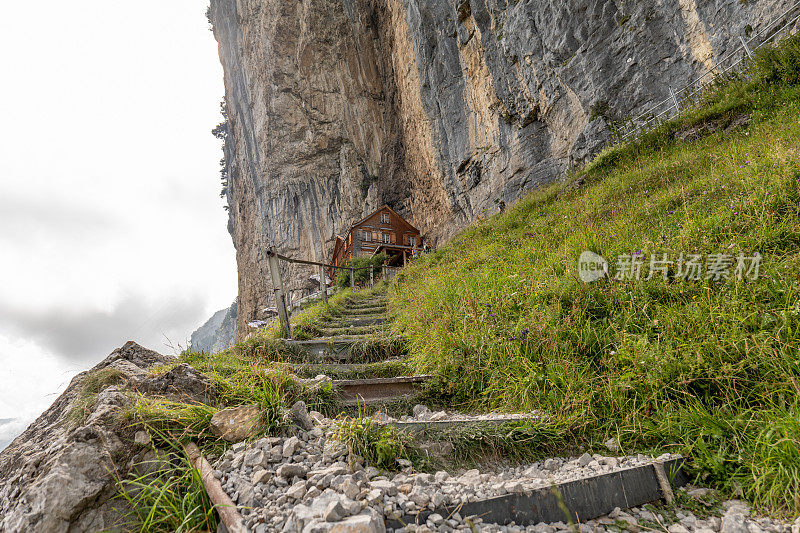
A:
209;0;792;335
190;300;238;354
0;342;176;532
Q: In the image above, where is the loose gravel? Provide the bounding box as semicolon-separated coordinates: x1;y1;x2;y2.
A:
210;405;799;533
383;404;539;424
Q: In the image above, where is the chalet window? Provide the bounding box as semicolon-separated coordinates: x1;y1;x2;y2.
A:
383;233;391;243
362;231;371;241
409;237;416;247
381;213;389;224
372;231;379;241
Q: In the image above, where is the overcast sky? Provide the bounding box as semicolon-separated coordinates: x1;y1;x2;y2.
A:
0;1;236;449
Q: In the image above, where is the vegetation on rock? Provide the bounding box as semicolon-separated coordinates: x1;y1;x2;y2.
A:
390;33;800;515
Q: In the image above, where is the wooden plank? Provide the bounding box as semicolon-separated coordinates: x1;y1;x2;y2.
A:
386;458;689;529
184;442;246;533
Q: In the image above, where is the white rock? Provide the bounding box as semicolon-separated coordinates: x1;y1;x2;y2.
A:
244;448;266;467
251;468;272;485
577;453;593;467
409;491;430;507
505;481;524;493
544;458;559;471
324;500;346;522
369;479;397;496
277;463;308;478
428;513;444;526
283;436;302;457
413;404;431;419
722;512;749;533
134;431;150;446
342;479;360;500
287;481;308;499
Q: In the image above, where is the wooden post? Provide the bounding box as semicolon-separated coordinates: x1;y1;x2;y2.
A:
370;266;374;288
669;86;680;114
383;261;387;281
350;267;355;289
267;248;292;338
403;250;407;267
318;265;328;304
739;36;753;59
184;443;246;533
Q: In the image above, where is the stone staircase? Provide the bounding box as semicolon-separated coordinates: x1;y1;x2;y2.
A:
213;287;697;532
284;289;430;408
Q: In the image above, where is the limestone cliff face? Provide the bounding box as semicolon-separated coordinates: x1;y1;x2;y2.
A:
190;301;238;354
209;0;789;334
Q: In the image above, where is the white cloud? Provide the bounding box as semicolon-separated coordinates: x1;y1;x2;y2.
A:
0;1;237;449
0;335;80;450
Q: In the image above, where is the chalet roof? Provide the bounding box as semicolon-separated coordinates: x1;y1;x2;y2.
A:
349;205;419;233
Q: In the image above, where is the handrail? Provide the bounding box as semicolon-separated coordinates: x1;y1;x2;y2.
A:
264;246;410;338
616;2;800;142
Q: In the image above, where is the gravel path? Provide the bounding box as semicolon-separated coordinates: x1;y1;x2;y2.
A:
208;405;798;533
385;404;540;424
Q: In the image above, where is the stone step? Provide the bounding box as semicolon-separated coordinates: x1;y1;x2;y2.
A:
344;302;387;310
339;308;387;317
323;317;387;328
334;375;430;406
385;457;690;529
319;326;384;337
381;414;541;433
276;358;409;379
331;311;387;320
283;337;373;361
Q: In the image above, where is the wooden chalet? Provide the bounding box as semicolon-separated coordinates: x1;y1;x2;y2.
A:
328;205;423;278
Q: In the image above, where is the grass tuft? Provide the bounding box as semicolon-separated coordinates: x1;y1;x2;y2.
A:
67;367;127;425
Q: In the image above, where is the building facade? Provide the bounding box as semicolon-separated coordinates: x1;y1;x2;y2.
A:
329;206;423;278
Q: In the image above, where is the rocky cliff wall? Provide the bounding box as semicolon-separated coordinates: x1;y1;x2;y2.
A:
209;0;790;335
190;300;238;354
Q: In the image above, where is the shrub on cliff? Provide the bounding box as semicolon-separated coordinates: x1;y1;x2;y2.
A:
335;252;390;288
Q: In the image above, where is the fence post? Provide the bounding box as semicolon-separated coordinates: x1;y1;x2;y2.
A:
350;267;355;289
370;266;374;288
669;86;680;114
383;261;387;281
318;265;328;304
739;36;753;59
267;248;292;339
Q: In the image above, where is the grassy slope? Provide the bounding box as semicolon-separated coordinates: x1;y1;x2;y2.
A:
391;37;800;513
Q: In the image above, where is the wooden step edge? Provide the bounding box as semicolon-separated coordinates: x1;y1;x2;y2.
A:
333;375;431;387
385;457;689;529
381;415;540;433
339;395;417;407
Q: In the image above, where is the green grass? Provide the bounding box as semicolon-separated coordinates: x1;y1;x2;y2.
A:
115;431;216;532
335;254;390;288
390;34;800;515
68;366;127;425
334;412;416;470
415;419;572;468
